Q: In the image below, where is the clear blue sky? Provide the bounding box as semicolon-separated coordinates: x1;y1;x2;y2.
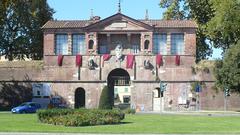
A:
47;0;222;59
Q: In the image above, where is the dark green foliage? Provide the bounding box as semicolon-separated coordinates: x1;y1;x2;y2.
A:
0;0;54;60
123;108;136;114
0;82;32;111
214;41;240;92
207;0;240;51
37;109;125;126
159;0;186;20
99;86;112;109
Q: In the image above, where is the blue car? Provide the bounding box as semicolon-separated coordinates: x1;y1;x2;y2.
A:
11;102;41;113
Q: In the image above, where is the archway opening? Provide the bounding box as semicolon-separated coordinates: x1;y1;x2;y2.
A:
107;68;131;109
74;88;85;108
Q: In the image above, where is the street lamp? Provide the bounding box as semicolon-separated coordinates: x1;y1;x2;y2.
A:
224;87;230;111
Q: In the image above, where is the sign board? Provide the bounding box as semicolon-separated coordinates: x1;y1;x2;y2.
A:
110;22;127;28
178;97;187;104
32;83;51;97
195;84;202;93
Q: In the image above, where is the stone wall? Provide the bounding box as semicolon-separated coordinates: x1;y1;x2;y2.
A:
1;60;240;111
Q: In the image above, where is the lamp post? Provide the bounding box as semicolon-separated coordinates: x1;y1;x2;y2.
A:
195;84;202;111
224;87;230;111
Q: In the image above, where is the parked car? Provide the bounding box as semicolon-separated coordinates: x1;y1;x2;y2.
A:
11;102;41;113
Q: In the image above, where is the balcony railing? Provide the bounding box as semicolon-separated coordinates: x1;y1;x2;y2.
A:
111;76;130;86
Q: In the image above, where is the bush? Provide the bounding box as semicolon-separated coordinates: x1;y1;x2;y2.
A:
99;86;112;109
37;108;125;126
124;108;136;114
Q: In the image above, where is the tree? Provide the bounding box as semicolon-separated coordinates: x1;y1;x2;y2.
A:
159;0;214;62
159;0;186;20
99;86;112;109
0;0;54;60
188;0;215;62
27;0;54;60
207;0;240;51
214;41;240;92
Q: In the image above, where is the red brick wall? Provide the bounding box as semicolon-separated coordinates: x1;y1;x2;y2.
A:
43;33;55;55
185;32;196;56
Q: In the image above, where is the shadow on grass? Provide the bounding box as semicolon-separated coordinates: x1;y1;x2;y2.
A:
118;121;133;125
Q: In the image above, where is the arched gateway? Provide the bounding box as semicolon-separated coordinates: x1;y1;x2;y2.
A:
107;68;131;108
74;88;85;108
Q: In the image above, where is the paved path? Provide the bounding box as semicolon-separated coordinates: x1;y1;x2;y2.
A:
138;110;240;117
0;133;237;135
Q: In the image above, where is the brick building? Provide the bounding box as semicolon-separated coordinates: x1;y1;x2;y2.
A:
41;12;199;111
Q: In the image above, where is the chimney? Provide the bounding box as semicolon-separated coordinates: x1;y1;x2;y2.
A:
92;16;101;21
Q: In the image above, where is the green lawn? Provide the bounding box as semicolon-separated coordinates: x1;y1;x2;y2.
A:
0;112;240;134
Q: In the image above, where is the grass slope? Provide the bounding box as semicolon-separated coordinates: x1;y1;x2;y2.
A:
0;112;240;134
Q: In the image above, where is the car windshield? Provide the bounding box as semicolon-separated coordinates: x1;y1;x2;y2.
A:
19;103;29;106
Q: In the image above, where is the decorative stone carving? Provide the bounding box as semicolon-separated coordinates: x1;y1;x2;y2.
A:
115;42;123;61
88;57;95;70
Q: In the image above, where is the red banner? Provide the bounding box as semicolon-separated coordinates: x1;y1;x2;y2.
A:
175;55;180;66
76;54;82;67
156;54;163;68
126;54;135;69
103;54;111;61
58;55;63;66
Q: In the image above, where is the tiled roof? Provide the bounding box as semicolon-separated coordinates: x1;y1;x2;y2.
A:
41;20;91;29
42;19;197;29
139;20;198;28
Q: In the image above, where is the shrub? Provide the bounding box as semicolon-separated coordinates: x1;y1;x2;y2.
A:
37;108;124;127
99;86;112;109
124;108;136;114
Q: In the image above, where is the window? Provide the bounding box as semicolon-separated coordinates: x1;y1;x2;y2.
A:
114;88;118;94
55;34;68;55
153;34;167;54
37;91;40;96
123;96;130;103
88;40;94;49
124;87;128;92
72;34;86;55
131;44;139;54
130;34;140;54
99;45;108;54
171;33;184;55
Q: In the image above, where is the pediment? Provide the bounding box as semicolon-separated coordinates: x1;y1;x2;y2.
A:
85;13;153;31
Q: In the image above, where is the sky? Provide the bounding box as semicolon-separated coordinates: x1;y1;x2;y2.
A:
47;0;222;59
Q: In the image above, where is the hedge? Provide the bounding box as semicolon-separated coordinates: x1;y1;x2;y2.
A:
37;108;125;126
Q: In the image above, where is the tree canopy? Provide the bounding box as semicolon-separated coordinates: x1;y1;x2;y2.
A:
0;0;54;60
214;41;240;92
207;0;240;51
